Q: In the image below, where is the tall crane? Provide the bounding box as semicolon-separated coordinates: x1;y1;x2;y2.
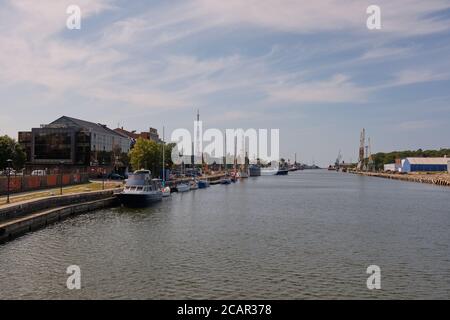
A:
357;128;365;171
335;150;343;170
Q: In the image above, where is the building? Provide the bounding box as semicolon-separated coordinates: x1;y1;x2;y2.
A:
18;116;132;172
114;127;160;144
400;157;449;173
383;163;397;172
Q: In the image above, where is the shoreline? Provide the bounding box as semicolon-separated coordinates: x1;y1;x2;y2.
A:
350;170;450;187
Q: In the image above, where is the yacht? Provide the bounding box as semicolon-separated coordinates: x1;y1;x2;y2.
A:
260;167;279;176
118;170;162;207
189;180;199;190
221;177;232;184
176;182;190;192
198;179;210;188
249;164;261;177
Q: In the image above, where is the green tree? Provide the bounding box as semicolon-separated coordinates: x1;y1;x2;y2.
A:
0;135;26;170
129;138;175;177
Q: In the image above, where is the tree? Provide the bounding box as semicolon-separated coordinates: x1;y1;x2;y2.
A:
128;138;175;177
0;135;26;170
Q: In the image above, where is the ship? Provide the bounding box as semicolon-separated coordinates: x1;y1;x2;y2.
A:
249;164;261;177
118;170;163;207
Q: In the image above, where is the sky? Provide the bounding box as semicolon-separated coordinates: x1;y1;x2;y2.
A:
0;0;449;166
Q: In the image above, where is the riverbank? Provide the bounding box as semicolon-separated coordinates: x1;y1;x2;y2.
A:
0;181;123;206
0;189;119;244
350;171;450;187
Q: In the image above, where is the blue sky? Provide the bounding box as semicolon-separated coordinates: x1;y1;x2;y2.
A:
0;0;450;166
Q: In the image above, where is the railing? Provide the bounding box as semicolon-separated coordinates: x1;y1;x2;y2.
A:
0;173;90;195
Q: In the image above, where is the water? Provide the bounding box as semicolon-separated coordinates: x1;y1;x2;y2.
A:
0;170;449;299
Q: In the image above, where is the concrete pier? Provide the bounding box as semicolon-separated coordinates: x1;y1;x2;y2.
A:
0;190;120;244
350;171;450;187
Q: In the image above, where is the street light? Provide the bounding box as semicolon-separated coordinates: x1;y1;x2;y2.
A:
6;159;13;204
59;161;64;195
102;161;106;190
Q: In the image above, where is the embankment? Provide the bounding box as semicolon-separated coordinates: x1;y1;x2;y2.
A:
351;171;450;187
0;189;120;244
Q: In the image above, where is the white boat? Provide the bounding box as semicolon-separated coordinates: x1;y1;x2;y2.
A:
189;180;199;190
239;170;249;178
177;183;190;192
260;167;278;176
118;170;163;207
162;186;171;197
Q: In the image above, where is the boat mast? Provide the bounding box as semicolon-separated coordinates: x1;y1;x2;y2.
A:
162;126;165;186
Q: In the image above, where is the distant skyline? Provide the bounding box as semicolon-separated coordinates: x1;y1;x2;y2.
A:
1;0;450;166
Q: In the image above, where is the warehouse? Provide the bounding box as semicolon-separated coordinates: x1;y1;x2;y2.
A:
400;157;449;173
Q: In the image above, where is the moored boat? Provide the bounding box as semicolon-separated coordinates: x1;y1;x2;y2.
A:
260;167;278;176
221;178;232;184
162;186;171;197
198;180;210;188
239;170;249;178
249;164;261;177
189;180;199;190
276;169;289;175
176;182;190;192
118;170;163;207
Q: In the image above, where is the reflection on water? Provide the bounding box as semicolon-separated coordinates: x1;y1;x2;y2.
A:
0;170;449;299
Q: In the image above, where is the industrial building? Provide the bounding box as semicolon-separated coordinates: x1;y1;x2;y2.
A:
383;163;397;172
400;157;449;173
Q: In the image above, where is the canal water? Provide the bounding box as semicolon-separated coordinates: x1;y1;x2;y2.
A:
0;170;449;299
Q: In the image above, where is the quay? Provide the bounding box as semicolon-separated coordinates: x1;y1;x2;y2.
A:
0;172;228;244
0;190;119;244
350;170;450;187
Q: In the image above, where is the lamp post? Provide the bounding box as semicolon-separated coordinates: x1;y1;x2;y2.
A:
6;159;13;204
59;161;64;195
102;161;106;190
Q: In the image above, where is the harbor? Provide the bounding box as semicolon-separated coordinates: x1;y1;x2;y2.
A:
0;170;449;299
1;0;450;304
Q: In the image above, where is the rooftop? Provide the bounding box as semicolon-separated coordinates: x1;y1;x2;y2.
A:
405;157;449;165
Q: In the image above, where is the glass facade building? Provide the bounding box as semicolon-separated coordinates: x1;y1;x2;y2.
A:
19;116;131;170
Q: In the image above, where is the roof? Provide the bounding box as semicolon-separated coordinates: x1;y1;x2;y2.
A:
50;116;128;139
405;157;449;165
114;127;138;139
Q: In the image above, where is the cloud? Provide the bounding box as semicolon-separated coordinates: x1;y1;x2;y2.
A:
266;74;369;103
359;46;413;60
396;120;439;131
390;69;450;86
191;0;450;36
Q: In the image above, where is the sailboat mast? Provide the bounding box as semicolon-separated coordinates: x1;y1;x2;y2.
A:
162;126;165;184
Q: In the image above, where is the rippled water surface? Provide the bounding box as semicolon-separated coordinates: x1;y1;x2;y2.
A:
0;170;449;299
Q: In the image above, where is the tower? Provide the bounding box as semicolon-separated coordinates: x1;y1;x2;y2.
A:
357;128;365;171
194;109;201;166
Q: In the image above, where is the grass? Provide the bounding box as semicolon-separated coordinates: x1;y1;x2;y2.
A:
0;181;124;206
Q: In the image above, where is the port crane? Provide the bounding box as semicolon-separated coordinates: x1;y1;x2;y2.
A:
335;150;343;170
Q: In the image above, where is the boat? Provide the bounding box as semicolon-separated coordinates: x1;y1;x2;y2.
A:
176;182;190;192
260;167;278;176
276;169;289;175
249;164;261;177
220;178;232;184
162;186;171;197
198;180;210;188
189;180;199;190
239;170;249;178
153;178;171;197
118;170;162;207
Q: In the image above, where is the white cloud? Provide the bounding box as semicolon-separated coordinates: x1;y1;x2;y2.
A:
267;74;369;103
